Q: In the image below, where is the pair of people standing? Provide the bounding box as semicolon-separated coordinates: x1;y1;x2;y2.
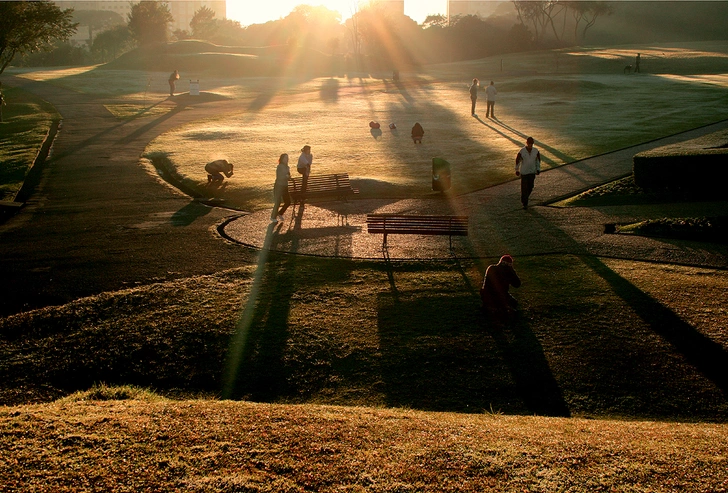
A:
271;145;313;223
469;79;497;118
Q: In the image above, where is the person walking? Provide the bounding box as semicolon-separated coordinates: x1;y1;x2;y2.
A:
515;136;541;209
469;78;479;116
480;255;521;315
272;153;291;223
168;70;180;96
485;80;497;118
297;145;313;194
634;53;641;73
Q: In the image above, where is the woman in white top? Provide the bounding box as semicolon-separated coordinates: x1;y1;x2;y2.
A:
272;153;291;222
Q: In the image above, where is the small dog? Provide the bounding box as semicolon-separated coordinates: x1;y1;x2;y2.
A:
624;65;632;74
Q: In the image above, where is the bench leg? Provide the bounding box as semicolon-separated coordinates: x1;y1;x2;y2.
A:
382;233;388;247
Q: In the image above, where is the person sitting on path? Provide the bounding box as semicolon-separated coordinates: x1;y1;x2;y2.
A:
480;255;521;315
297;145;313;194
515;136;541;209
205;159;234;183
485;80;497;118
469;78;479;116
272;153;291;223
168;70;180;97
411;122;424;143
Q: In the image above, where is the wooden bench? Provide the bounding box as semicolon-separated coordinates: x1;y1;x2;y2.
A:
288;173;359;204
366;214;469;249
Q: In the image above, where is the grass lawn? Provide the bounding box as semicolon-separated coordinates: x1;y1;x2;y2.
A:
139;41;728;211
0;86;59;201
3;41;728;489
2;253;728;490
2;254;726;422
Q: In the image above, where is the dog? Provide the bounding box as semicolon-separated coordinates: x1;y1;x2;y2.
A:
624;65;632;74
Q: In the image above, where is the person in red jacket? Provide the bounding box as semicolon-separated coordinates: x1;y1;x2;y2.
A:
480;255;521;315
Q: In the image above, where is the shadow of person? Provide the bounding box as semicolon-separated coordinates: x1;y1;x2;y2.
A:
171;201;212;226
371;128;383;139
480;310;571;417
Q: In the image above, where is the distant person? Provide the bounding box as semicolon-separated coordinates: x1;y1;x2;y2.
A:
297;145;313;194
634;53;641;73
0;88;5;123
469;78;479;116
411;122;424;143
515;136;541;209
272;153;291;223
480;255;521;315
205;159;234;183
168;70;180;96
485;80;497;119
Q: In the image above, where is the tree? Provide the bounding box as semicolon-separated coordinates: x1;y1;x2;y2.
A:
0;1;77;76
92;24;132;62
422;14;448;29
190;6;217;40
127;1;174;46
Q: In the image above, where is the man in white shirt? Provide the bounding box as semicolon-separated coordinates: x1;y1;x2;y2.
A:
485;81;497;119
515;137;541;209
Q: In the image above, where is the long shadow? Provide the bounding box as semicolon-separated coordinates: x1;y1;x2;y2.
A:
170;201;212;226
525;208;728;417
116;103;185;145
375;279;569;415
320;78;340;104
492;118;577;163
483;312;571;417
223;221;296;400
581;255;728;395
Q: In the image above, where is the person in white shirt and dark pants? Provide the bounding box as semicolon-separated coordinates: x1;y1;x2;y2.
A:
515;137;541;209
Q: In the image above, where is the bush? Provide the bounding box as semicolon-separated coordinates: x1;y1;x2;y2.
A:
633;132;728;193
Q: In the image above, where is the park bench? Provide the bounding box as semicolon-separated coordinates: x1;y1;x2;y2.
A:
288;173;359;204
366;213;469;249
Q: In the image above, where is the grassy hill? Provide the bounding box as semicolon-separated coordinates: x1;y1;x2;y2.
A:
3;41;728;489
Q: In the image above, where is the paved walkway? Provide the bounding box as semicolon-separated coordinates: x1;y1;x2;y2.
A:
222;121;728;268
1;76;726;316
0;76;256;315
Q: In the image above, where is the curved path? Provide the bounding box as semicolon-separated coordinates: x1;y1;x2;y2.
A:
222;121;728;267
1;76;726;317
0;76;255;316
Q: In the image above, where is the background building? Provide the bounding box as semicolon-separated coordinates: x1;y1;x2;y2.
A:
54;1;226;45
447;0;502;21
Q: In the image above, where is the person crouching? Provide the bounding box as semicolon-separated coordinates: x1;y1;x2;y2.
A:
205;159;234;183
480;255;521;316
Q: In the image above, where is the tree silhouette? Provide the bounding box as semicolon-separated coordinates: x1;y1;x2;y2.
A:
0;1;77;76
190;6;217;40
127;1;173;46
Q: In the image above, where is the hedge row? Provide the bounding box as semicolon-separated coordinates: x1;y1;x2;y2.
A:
633;136;728;193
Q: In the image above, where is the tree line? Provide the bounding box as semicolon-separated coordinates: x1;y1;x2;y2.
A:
4;0;728;73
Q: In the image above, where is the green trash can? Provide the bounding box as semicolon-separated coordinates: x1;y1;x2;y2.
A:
432;158;451;192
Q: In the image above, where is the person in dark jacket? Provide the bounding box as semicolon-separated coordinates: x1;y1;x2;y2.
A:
469;78;479;116
411;122;424;143
480;255;521;314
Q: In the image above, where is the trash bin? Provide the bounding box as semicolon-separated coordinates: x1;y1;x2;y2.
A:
432;158;451;192
189;79;200;96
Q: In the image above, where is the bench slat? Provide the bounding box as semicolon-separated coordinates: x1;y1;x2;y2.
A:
288;173;358;203
366;214;469;248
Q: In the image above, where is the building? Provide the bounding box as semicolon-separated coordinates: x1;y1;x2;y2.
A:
447;1;501;21
367;0;405;16
53;1;226;45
